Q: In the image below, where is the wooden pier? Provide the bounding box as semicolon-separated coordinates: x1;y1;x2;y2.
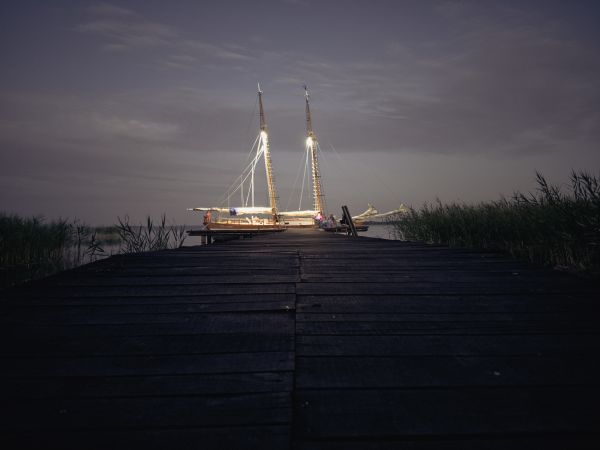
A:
2;229;599;449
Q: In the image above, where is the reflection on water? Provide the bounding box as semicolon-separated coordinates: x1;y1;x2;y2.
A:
359;223;398;240
184;234;207;246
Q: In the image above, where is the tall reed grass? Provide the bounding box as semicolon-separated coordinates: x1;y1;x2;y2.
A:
0;214;108;287
115;214;187;253
0;213;187;288
391;171;600;273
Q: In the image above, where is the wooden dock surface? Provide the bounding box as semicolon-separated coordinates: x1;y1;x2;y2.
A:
2;229;599;449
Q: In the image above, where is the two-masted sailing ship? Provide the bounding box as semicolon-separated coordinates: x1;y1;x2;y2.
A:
189;85;326;230
189;85;405;231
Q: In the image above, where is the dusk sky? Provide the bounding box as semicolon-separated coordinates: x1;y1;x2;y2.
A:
1;0;599;224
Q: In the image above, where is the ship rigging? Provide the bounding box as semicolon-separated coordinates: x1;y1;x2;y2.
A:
188;85;404;231
188;84;282;230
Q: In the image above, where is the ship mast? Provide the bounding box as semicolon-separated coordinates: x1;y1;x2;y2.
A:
258;84;279;215
304;85;324;214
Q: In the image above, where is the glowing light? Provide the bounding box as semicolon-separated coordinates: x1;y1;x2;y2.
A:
306;137;313;147
260;130;268;139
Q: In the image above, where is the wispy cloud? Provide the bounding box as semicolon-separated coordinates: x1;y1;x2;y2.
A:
76;4;175;50
264;5;600;157
65;2;600;158
77;2;253;65
93;116;180;141
86;2;135;18
282;0;310;6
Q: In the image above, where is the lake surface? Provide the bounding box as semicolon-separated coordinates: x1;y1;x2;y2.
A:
359;223;397;240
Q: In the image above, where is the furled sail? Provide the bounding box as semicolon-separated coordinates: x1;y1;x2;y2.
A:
278;210;319;217
366;204;409;219
188;207;274;216
352;203;379;220
352;204;408;220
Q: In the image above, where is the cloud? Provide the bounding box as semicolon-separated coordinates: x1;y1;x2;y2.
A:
76;4;176;50
262;5;600;158
3;1;599;223
180;40;253;61
76;2;254;70
44;2;600;160
92;117;180;141
282;0;309;6
86;2;135;17
0;88;255;222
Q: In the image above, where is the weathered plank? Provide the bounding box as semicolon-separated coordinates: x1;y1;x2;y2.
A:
294;387;600;437
3;372;293;398
9;283;295;298
296;319;599;335
297;294;598;313
3;293;295;306
296;355;597;388
4;304;295;326
48;274;300;286
6;425;290;450
4;309;295;326
295;281;594;295
1;322;289;338
295;435;600;450
2;228;599;450
6;392;291;430
0;333;294;357
3;351;294;377
296;334;600;356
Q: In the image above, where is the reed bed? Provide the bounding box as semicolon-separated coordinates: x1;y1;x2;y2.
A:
0;215;106;287
115;214;187;254
391;171;600;273
0;214;187;288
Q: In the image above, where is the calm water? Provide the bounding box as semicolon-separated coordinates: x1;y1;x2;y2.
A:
359;223;397;240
